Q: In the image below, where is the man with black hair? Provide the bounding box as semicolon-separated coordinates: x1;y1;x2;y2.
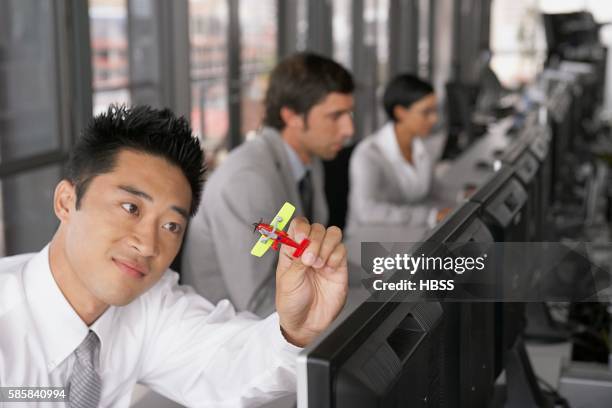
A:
182;52;355;316
0;105;348;407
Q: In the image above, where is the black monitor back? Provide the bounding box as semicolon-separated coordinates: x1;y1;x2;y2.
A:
527;124;553;238
501;133;541;241
423;202;497;408
299;299;444;408
469;166;530;379
544;78;574;203
542;12;600;55
443;82;484;159
469;167;529;243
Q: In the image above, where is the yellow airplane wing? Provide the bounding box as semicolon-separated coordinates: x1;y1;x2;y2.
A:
250;237;274;257
250;202;296;257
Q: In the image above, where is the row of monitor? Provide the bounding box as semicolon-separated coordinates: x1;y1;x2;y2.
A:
298;118;556;408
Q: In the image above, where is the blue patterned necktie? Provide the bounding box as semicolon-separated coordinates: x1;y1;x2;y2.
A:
69;330;101;407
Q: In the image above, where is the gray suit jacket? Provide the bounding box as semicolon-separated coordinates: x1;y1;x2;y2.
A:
181;127;328;316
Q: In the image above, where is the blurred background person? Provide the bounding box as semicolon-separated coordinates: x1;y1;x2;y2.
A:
347;74;450;232
181;53;354;317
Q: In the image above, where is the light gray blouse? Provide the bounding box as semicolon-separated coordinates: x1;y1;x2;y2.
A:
347;122;437;231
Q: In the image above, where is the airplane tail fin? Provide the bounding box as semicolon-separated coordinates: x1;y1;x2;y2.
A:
292;239;311;257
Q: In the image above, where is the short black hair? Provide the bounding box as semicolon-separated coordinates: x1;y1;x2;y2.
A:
383;74;434;122
263;52;354;131
65;104;205;216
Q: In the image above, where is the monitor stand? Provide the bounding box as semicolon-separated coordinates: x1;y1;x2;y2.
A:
524;302;570;343
492;337;557;408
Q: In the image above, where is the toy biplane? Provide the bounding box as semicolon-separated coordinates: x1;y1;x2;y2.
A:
250;202;310;258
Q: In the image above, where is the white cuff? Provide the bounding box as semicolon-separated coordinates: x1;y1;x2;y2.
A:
266;313;303;357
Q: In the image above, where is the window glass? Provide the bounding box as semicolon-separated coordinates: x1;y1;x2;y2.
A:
333;0;352;69
89;0;130;115
418;0;431;78
1;165;61;256
296;0;308;51
189;0;229;158
376;0;390;88
240;0;278;138
489;0;546;87
0;0;63;161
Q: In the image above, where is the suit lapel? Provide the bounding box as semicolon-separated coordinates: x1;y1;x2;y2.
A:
259;127;329;225
259;128;304;215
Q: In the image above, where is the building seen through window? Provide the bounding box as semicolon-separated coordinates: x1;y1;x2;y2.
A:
189;0;229;162
333;0;353;70
240;0;278;139
89;0;130;115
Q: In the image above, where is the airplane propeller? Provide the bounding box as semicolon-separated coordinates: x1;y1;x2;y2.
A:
252;218;264;233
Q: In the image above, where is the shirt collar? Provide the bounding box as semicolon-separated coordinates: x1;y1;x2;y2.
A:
23;245;116;372
281;139;310;183
376;122;427;164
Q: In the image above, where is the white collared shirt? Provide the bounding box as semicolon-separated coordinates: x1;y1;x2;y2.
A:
281;139;310;184
347;122;438;230
375;122;433;202
0;246;300;407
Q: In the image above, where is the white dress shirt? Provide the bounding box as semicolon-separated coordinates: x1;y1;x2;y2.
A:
0;246;300;407
282;139;310;185
376;123;433;201
347;122;437;230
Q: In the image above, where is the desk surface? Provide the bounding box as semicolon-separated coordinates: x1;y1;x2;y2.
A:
434;117;517;202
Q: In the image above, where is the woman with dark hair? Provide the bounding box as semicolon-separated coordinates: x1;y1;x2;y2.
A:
347;74;448;231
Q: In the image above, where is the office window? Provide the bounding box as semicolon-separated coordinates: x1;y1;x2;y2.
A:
418;0;431;79
332;0;353;69
296;0;309;51
489;0;546;87
376;0;390;89
362;0;389;131
240;0;278;138
2;165;60;255
0;0;63;161
189;0;229;159
0;0;69;256
89;0;130;114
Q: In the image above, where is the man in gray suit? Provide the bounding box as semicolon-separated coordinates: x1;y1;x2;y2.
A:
181;53;354;316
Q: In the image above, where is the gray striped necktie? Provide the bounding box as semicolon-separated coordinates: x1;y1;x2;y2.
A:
70;330;102;407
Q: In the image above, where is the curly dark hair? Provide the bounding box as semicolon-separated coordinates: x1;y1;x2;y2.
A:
65;104;205;216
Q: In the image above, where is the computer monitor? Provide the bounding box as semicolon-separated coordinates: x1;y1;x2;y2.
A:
313;204;500;407
297;202;491;408
297;298;444;407
468;166;555;407
541;73;574;203
526;123;553;237
542;12;600;57
469;166;529;364
443;82;486;159
423;201;498;408
501;133;540;241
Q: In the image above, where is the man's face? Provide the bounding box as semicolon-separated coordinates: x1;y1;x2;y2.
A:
60;149;192;306
299;92;354;161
